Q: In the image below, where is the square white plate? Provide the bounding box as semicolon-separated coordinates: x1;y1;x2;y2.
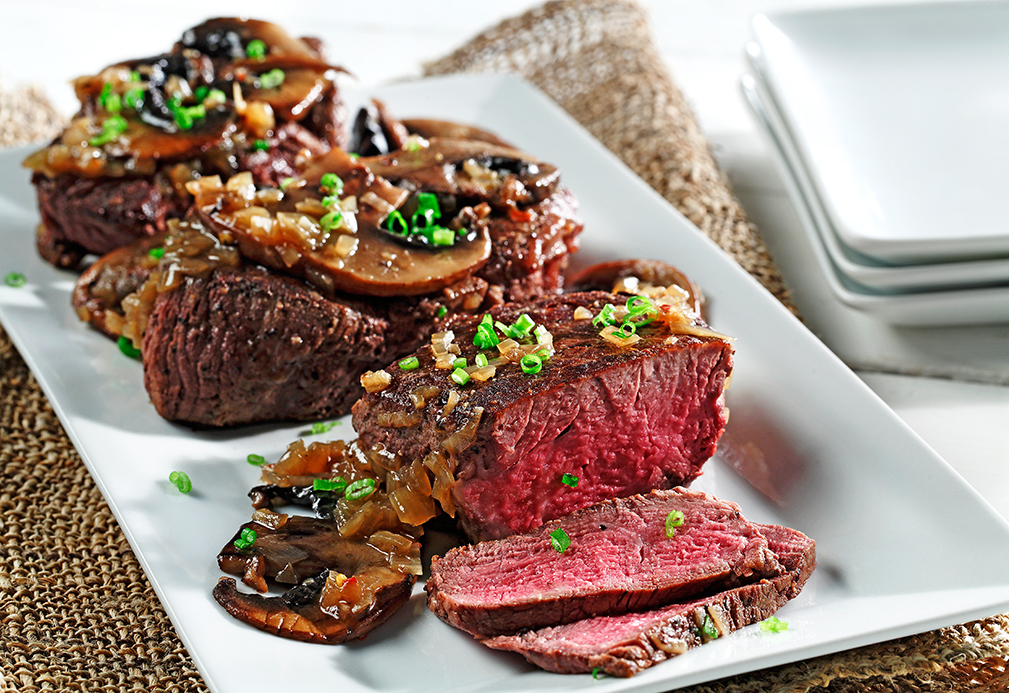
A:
745;41;1009;294
752;1;1009;265
742;70;1009;325
3;74;1009;693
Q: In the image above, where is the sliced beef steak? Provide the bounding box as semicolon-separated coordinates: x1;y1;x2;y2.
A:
352;292;733;541
482;522;816;676
425;488;777;637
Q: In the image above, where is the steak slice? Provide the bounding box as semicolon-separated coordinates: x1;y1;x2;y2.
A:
352;291;733;541
482;522;816;676
425;489;781;637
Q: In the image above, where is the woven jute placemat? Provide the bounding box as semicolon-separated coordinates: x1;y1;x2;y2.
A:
3;1;1009;690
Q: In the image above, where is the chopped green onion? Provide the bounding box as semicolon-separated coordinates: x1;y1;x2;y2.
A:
511;313;536;338
117;335;141;359
349;152;360;160
345;478;376;501
535;348;552;361
280;177;296;190
473;315;499;349
520;353;542;375
252;139;270;152
665;509;685;537
259;68;285;90
592;303;618;329
759;616;789;633
399;356;420;370
592;667;603;680
549;527;571;553
148;247;165;259
246;454;266;466
611;322;637;340
450;367;471;386
313;477;348;493
321;195;339;208
319;172;343;194
311;421;340;435
233;527;257;550
474;352;488;368
431;227;456;246
4;271;26;287
88;115;128;146
173;104;206;130
130;70;141;82
98;82;121;112
204;88;227;106
700;613;719;639
385;210;409;236
625;295;657;327
194;85;209;103
246;38;267;59
436;305;448;318
169;470;192;494
405;139;421;152
123;88;144;109
561;473;579;488
452;357;467;369
534;324;551;343
319;211;343;233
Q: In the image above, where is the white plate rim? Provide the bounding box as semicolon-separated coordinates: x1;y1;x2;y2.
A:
3;72;1009;692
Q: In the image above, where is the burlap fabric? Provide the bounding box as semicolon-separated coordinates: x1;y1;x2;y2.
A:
2;1;1008;690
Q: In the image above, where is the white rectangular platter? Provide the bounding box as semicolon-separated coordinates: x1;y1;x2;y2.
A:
3;74;1009;693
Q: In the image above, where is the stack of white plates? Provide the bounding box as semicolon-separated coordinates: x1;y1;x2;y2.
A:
742;1;1009;326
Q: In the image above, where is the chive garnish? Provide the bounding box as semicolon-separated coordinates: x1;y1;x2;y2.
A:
313;477;348;493
452;357;467;370
148;247;165;259
130;70;141;82
399;356;420;370
4;271;26;287
117;335;141;359
549;527;571;553
474;352;488;368
700;613;719;639
319;172;343;194
194;85;209;103
385;210;409;236
436;305;448;318
233;527;257;550
592;303;617;329
665;509;685;537
450;368;470;386
520;353;542;375
759;616;789;633
345;478;376;501
246;38;267;60
88;115;128;146
511;313;536;338
311;421;339;435
258;68;285;90
319;211;343;233
611;322;637;340
561;473;579;488
253;139;270;152
169;470;192;493
246;454;265;466
123;88;144;110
